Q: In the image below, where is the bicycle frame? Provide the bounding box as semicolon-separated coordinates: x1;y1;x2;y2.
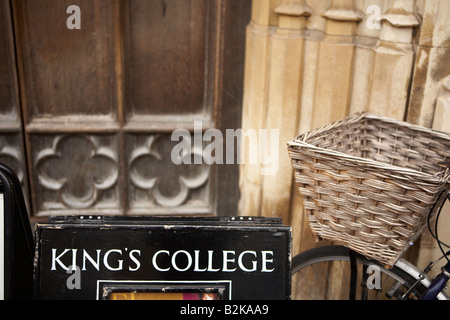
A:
395;259;449;300
422;261;450;300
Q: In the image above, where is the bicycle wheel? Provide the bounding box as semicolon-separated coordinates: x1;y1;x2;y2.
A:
291;245;427;300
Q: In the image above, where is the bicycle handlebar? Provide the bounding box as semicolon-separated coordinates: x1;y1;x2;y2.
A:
421;262;450;300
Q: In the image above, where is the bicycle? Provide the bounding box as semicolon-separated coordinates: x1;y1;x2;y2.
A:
291;182;450;300
287;113;450;300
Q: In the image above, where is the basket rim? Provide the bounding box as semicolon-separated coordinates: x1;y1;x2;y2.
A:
287;112;450;182
297;112;450;142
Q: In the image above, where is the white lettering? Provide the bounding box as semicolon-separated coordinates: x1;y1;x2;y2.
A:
152;250;275;273
103;249;123;271
207;250;220;272
261;251;274;272
52;248;70;271
152;250;170;272
222;251;236;272
71;249;77;271
129;250;141;271
50;248;277;273
181;304;215;317
82;249;101;271
194;250;207;272
172;250;192;272
238;250;257;272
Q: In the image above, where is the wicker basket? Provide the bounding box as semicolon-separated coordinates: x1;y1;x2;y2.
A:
288;113;450;268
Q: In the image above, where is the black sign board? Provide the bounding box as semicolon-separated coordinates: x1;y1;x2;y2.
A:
34;216;291;300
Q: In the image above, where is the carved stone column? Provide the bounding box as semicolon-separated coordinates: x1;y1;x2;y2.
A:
260;0;311;223
367;0;420;120
239;0;280;217
407;0;450;127
349;0;387;114
311;0;363;129
432;76;450;132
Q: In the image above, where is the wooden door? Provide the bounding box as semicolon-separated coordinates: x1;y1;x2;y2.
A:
0;0;251;222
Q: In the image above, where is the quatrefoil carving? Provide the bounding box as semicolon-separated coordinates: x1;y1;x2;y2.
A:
129;134;209;207
36;135;118;209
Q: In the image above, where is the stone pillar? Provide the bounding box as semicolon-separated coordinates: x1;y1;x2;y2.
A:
260;0;311;223
432;76;450;132
367;0;420;120
311;0;363;129
239;0;280;217
407;0;450;127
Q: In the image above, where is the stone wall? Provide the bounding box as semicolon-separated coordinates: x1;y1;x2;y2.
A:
239;0;450;275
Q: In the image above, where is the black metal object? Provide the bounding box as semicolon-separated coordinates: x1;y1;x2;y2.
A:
34;215;291;300
0;162;34;300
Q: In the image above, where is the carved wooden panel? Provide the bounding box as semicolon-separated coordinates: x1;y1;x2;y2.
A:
0;134;26;183
127;134;211;214
15;0;118;124
0;0;29;207
10;0;250;218
0;1;18;120
31;134;120;215
124;0;215;121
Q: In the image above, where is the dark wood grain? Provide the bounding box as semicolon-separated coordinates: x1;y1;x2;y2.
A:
9;0;251;218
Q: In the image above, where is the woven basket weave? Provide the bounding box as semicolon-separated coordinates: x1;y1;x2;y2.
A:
288;113;450;268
